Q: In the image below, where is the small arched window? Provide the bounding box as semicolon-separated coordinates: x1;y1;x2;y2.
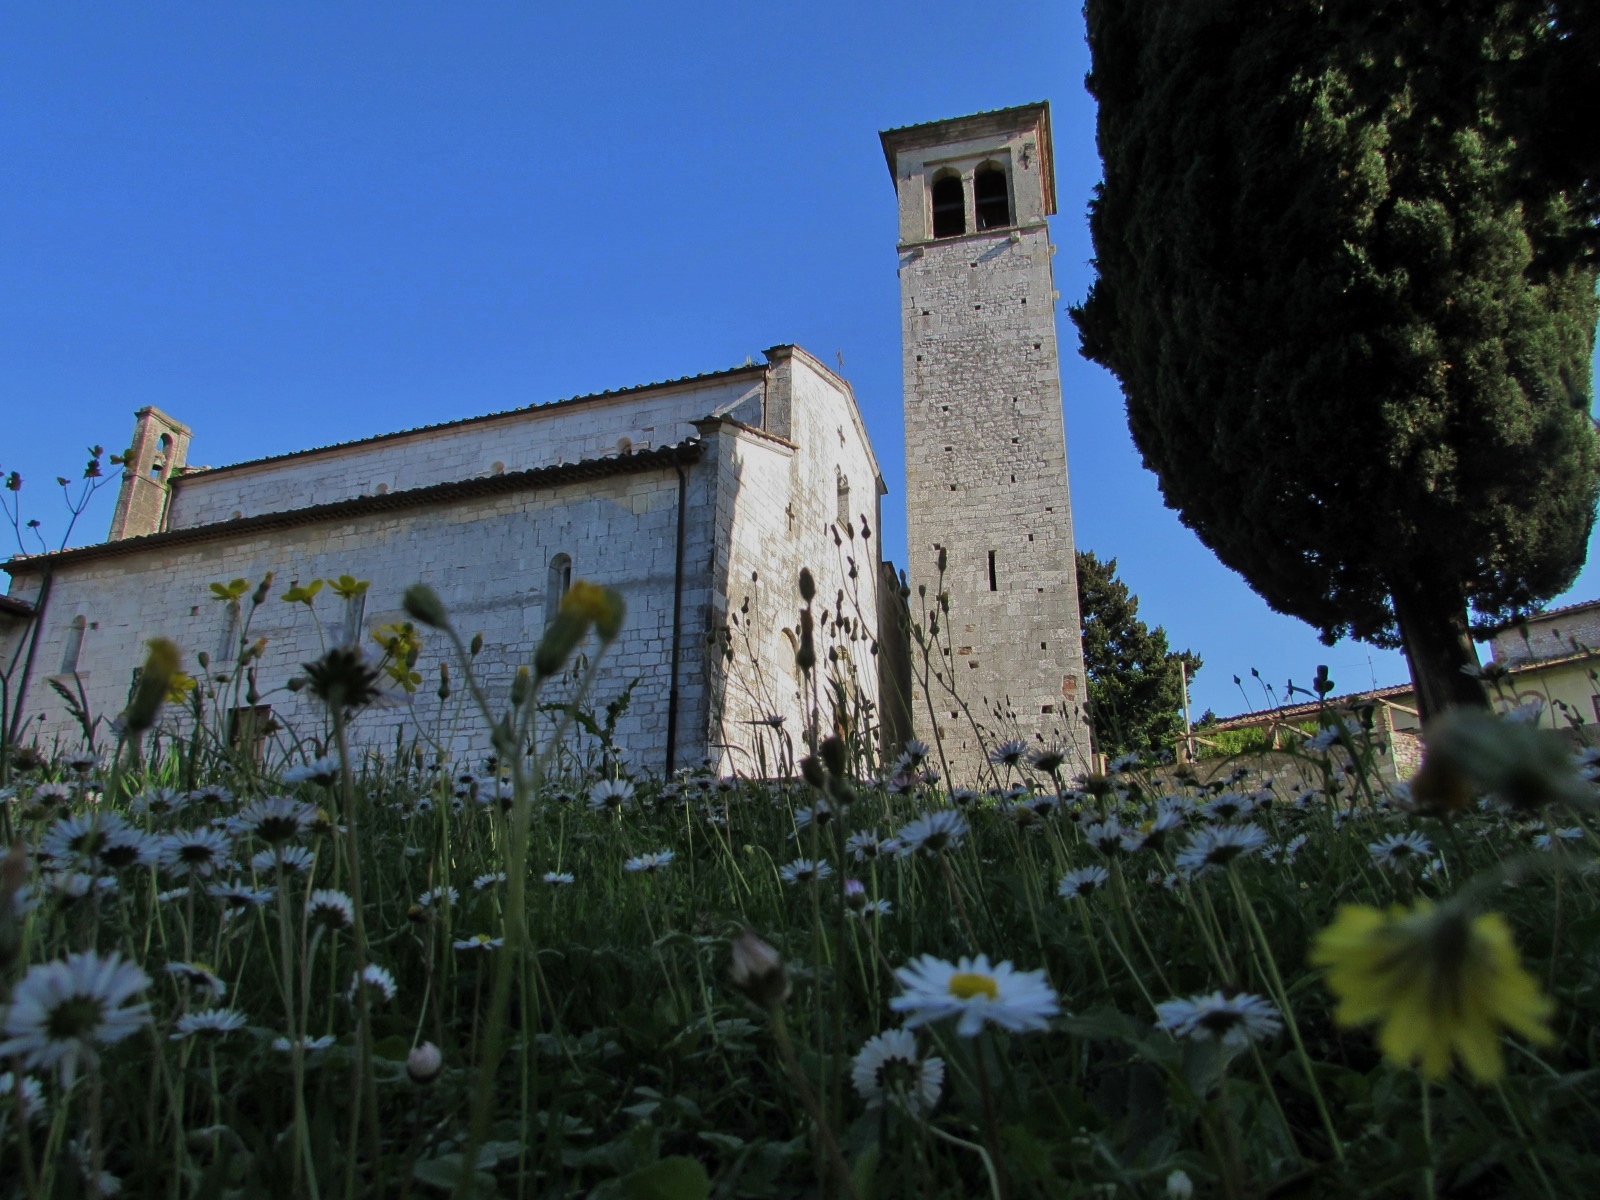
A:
930;173;965;239
546;554;573;625
975;164;1011;230
150;433;174;480
61;615;87;674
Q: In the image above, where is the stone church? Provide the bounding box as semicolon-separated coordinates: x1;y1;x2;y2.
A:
0;103;1089;781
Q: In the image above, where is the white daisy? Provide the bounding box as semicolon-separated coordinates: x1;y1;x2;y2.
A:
1201;792;1255;823
624;851;674;873
307;889;355;929
42;872;117;901
189;783;234;806
950;788;979;808
901;739;932;767
542;871;575;885
164;961;227;997
1108;753;1142;773
272;1034;336;1053
39;813;130;866
1057;865;1110;900
1029;745;1069;775
895;810;968;857
587;779;635;813
282;755;342;787
1533;827;1584;851
348;964;397;1004
1155;990;1282;1048
850;1028;944;1114
417;887;459;908
1082;818;1125;856
127;784;186;825
157;829;234;878
95;827;156;872
988;740;1030;768
1368;831;1432;871
1174;824;1271;875
453;933;505;951
251;845;315;874
206;881;275;910
0;1071;46;1122
27;781;74;809
884;774;920;798
0;952;151;1083
233;796;314;845
845;830;889;861
170;1008;248;1040
793;802;835;831
155;886;191;904
890;954;1059;1037
779;858;834;884
472;871;507;890
849;899;893;918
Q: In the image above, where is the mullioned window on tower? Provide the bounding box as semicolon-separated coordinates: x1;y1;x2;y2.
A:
931;173;965;238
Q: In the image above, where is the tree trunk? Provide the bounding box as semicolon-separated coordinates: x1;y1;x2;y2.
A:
1389;575;1490;721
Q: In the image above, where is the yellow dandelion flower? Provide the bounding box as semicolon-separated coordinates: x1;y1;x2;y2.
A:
165;671;198;704
559;580;626;641
1310;901;1554;1082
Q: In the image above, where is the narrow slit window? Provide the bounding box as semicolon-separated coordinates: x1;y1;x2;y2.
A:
975;165;1011;230
987;550;997;591
931;174;965;238
546;554;573;626
61;615;86;674
216;603;240;667
836;471;851;527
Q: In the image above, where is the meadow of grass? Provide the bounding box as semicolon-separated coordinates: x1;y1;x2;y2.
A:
1;573;1598;1199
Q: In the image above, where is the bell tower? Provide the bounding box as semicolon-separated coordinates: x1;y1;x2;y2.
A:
108;406;191;541
881;102;1091;776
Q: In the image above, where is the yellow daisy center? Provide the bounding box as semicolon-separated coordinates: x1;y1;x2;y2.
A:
948;972;999;1001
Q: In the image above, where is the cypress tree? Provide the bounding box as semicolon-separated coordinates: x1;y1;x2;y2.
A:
1072;0;1600;718
1077;550;1201;757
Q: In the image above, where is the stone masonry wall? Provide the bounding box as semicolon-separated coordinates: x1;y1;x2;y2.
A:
166;372;762;531
710;351;884;774
889;112;1091;784
9;462;718;774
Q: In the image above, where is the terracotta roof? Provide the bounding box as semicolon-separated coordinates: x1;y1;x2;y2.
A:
172;361;764;481
1488;596;1600;634
6;440;704;574
877;102;1055;214
0;593;34;619
878;101;1050;139
1208;684;1414;732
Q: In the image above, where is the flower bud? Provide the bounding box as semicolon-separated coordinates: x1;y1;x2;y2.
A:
510;666;533;707
798;568;815;603
125;638;180;734
534;611;588;679
470;632;484;658
406;1041;443;1085
1165;1170;1193;1200
402;584;450;629
799;755;826;789
795;610;815;673
437;662;451;701
819;735;847;780
251;572;275;606
729;929;789;1009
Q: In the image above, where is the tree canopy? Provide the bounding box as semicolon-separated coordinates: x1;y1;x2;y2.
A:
1077;550;1200;757
1072;0;1600;718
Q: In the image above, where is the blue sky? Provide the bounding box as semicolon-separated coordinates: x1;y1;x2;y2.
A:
2;3;1596;720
